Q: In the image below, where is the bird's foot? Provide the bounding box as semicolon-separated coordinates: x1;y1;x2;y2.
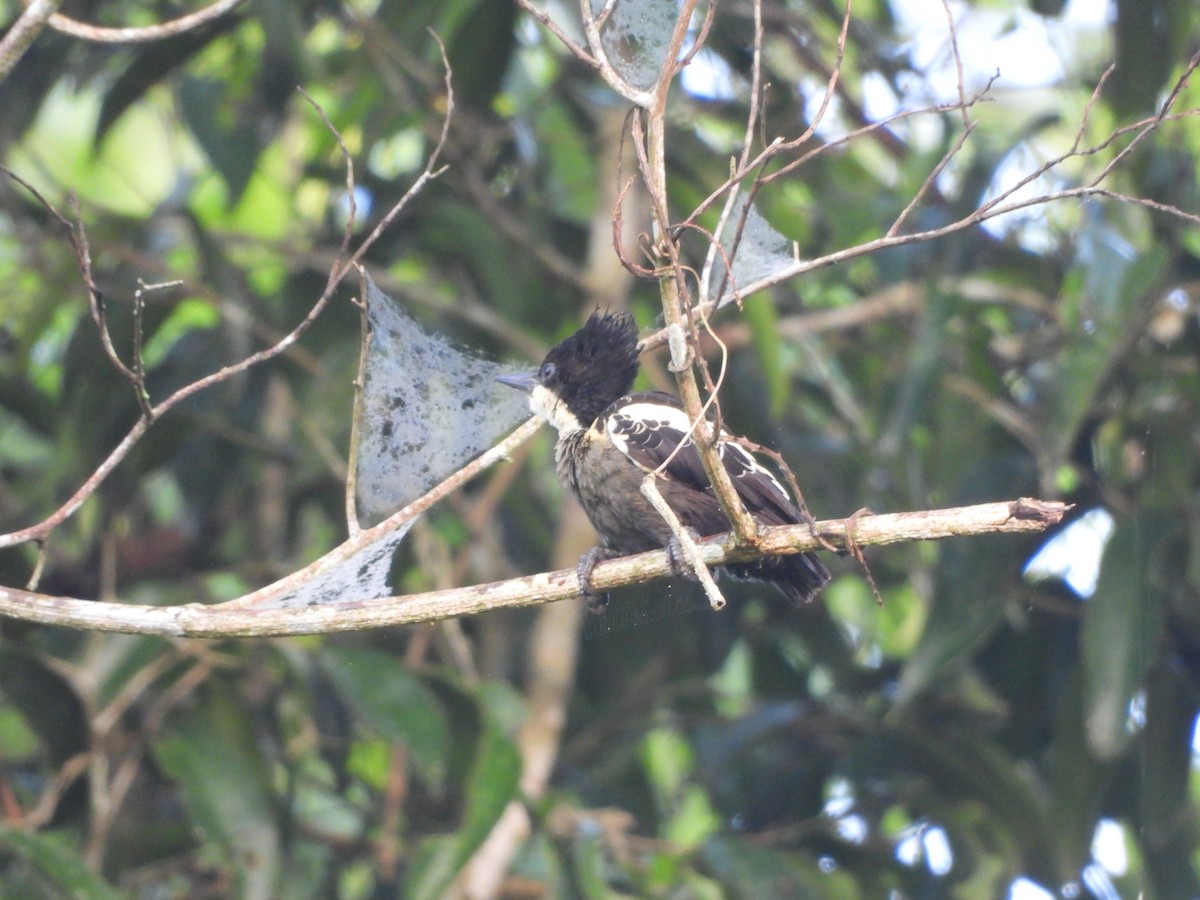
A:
578;546;620;614
665;528;704;581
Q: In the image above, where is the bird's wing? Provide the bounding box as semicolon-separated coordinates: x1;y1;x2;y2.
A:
603;392;800;526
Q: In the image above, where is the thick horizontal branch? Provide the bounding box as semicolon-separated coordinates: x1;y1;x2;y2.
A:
0;499;1068;638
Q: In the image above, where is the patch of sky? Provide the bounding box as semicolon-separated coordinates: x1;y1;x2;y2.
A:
1023;506;1114;597
896;822;954;876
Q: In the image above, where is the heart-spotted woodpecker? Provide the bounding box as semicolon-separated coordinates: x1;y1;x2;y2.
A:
499;311;830;607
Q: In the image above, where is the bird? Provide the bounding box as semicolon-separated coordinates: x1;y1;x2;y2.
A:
498;310;830;608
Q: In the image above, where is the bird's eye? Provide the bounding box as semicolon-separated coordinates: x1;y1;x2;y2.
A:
538;362;557;381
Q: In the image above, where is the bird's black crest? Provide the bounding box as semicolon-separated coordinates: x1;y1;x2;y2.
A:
540;311;640;425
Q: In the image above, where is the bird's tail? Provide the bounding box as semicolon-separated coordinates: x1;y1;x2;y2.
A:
729;551;831;605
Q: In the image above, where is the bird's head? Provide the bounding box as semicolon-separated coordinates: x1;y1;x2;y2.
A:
498;311;640;433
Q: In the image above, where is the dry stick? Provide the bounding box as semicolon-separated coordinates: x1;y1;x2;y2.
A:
676;0;853;230
577;0;653;105
621;53;765;563
24;753;91;830
741;0;768;166
689;68;1200;318
732;436;840;556
297;84;359;304
25;542;47;592
43;0;247;43
2;172;147;407
0;0;61;79
885;2;974;238
512;0;597;68
130;280;183;417
344;267;371;536
698;0;851;303
652;20;768;553
640;476;727;610
0;499;1070;636
86;656;216;868
76;197;145;396
676;18;1190;250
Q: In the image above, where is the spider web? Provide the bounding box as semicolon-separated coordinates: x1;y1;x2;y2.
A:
710;196;796;307
237;274;530;610
354;275;530;527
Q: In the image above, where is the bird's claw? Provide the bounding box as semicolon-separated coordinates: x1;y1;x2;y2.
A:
665;528;703;581
577;546;619;613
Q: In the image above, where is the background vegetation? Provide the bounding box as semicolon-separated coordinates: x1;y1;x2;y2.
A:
1;0;1198;897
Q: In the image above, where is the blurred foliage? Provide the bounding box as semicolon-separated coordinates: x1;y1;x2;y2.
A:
1;0;1199;897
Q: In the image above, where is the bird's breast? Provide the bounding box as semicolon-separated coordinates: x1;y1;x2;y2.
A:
554;428;666;553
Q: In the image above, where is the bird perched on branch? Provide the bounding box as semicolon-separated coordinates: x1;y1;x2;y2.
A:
498;311;830;609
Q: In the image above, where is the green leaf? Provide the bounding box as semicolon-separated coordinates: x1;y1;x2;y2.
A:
1045;242;1167;471
1138;661;1200;897
664;785;720;848
703;835;858;899
893;534;1015;709
404;721;522;900
321;646;450;788
95;21;241;146
0;828;122;900
1081;513;1168;758
743;296;787;416
0;648;87;766
641;724;693;809
151;686;281;898
1045;667;1110;876
178;75;262;203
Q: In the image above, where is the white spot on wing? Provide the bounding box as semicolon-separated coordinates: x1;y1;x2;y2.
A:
605;401;692;473
617;401;693;432
603;401;791;504
719;439;790;502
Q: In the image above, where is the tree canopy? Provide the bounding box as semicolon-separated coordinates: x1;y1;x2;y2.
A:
1;0;1198;897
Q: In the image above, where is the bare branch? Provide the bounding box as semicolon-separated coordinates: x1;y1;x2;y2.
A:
0;170;149;405
885;3;979;238
686;85;1200;310
0;0;61;80
345;275;370;537
43;0;247;44
513;0;597;68
0;499;1070;636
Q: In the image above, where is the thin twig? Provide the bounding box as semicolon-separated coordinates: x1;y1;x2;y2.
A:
345;276;369;536
296;86;357;296
43;0;247;44
129;280;182;418
641;476;726;610
512;0;596;67
0;0;61;80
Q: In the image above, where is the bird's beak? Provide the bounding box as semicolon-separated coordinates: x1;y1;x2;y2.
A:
496;370;538;393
